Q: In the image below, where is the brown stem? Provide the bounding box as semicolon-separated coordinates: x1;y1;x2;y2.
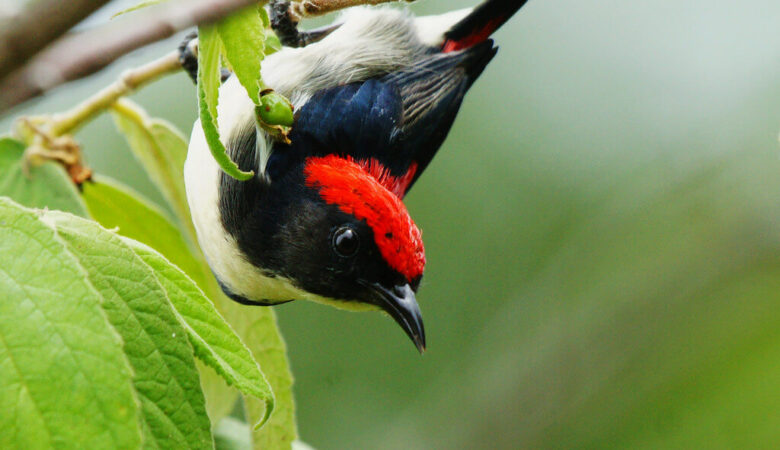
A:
288;0;413;20
49;51;183;136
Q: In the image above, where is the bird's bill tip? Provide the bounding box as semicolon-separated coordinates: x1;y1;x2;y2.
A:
366;281;426;353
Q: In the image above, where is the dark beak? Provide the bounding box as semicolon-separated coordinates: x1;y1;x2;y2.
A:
366;282;426;353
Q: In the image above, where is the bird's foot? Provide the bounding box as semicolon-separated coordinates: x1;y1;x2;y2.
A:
270;0;341;48
178;31;199;84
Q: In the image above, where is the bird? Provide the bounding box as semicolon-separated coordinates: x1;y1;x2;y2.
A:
183;0;528;352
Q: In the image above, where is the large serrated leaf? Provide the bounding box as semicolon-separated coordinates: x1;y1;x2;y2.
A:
96;97;298;442
0;137;88;216
110;99;195;240
81;177;280;431
48;211;213;450
0;197;141;449
86;127;298;443
82;176;241;422
127;240;275;429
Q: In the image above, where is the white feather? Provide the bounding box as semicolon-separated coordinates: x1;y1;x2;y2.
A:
414;8;472;46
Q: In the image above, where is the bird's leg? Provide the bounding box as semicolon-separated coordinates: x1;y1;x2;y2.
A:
269;1;341;48
178;31;199;84
177;31;231;85
269;1;301;47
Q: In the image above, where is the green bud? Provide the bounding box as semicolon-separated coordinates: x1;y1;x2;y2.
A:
258;92;294;127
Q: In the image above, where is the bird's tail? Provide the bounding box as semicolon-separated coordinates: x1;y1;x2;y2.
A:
442;0;530;52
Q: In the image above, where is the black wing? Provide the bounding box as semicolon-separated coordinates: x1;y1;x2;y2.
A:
265;41;497;197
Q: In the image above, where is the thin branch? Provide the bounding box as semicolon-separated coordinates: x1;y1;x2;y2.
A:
0;0;416;114
0;0;112;82
0;0;263;113
288;0;413;21
49;51;183;136
14;50;182;182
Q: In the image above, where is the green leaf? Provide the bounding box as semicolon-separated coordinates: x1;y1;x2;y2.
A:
198;25;254;181
112;0;168;19
0;197;141;449
0;137;88;216
127;240;276;429
214;5;292;141
196;4;291;180
199;25;222;121
217;5;267;105
110;99;195;240
258;5;271;29
48;212;213;450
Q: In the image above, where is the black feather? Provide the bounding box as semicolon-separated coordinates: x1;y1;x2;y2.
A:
383;41;497;189
267;42;497;196
444;0;529;48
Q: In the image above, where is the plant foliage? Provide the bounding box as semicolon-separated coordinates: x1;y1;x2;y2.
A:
0;4;299;447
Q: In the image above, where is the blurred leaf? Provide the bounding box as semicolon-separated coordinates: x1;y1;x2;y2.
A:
0;137;88;216
215;417;252;450
197;24;253;181
264;31;282;55
128;240;275;429
110;99;194;240
0;198;141;449
50;211;213;449
365;155;780;450
82;176;206;282
243;310;297;449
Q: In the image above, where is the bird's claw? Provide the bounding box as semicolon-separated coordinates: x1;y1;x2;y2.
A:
270;0;342;48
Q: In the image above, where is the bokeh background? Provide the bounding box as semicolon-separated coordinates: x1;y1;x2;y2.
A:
3;0;780;448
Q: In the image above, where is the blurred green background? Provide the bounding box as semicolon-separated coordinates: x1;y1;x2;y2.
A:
3;0;780;448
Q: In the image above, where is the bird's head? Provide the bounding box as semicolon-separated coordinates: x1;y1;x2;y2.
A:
268;154;426;351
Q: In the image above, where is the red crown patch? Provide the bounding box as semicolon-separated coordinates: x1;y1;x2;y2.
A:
304;155;425;281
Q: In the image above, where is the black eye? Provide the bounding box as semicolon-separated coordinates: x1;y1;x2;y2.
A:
332;226;360;257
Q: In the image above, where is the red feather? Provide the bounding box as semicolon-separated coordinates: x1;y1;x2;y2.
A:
442;17;504;52
304;155;425;282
